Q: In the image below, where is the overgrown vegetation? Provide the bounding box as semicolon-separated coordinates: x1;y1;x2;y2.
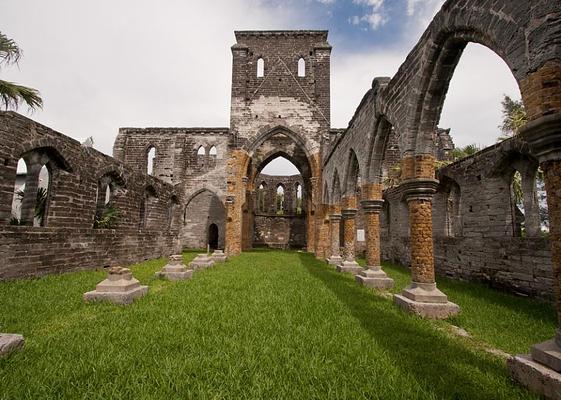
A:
498;95;527;140
10;187;48;226
0;250;553;399
93;204;120;229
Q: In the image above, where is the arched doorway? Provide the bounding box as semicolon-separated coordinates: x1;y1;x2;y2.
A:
208;223;219;249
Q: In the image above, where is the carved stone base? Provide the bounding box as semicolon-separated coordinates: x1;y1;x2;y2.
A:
84;267;148;305
211;250;227;263
189;254;215;269
0;333;24;357
531;337;561;373
336;260;363;275
508;355;561;399
327;255;343;266
393;282;459;319
155;255;193;281
355;266;394;289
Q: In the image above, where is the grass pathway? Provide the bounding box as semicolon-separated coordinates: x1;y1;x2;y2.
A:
0;250;555;399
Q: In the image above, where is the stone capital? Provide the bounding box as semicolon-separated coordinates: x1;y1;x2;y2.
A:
341;208;357;218
399;178;439;202
360;199;384;213
329;214;342;222
520;113;561;163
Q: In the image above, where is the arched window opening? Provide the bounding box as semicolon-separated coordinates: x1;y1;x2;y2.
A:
511;170;525;237
94;173;124;229
295;182;303;215
10;158;27;224
196;145;206;168
445;181;462;237
197;146;205;156
34;165;50;227
276;185;285;215
257;57;264;78
147;147;156;176
537;170;549;235
257;183;266;213
139;187;157;229
298;57;305;77
209;146;217;156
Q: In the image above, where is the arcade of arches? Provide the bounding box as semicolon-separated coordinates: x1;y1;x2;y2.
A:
0;1;560;397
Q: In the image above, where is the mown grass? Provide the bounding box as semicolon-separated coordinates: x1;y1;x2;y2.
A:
0;250;553;399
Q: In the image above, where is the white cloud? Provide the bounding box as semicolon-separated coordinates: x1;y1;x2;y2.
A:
349;0;387;31
2;0;521;164
316;0;335;4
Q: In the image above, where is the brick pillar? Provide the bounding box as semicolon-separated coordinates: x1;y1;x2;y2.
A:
327;209;342;266
336;196;362;275
509;114;561;396
225;149;249;257
393;159;459;319
356;199;394;289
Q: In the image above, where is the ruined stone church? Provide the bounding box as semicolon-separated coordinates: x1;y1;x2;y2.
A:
1;0;561;396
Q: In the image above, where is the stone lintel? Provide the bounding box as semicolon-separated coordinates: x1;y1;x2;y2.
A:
520;113;561;163
341;208;357;218
399;178;439;202
360;199;384;213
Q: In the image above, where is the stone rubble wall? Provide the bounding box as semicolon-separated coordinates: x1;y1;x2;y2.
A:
0;112;178;280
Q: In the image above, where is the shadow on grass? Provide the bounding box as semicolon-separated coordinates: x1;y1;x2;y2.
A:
298;252;535;400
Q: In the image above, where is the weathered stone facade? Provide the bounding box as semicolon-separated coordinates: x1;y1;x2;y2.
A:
2;2;561;394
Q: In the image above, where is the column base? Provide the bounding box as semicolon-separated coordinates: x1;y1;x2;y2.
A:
155;255;193;281
155;265;193;281
336;260;363;275
211;250;227;263
84;267;148;305
508;354;561;399
0;333;24;357
326;255;343;266
355;266;394;289
189;254;215;269
393;282;459;319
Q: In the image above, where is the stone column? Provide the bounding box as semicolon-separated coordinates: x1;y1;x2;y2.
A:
393;178;459;319
337;196;363;275
356;199;394;289
509;114;561;397
327;211;343;265
19;161;42;226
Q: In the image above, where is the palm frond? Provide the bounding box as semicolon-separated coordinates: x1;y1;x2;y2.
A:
0;32;22;65
0;79;43;111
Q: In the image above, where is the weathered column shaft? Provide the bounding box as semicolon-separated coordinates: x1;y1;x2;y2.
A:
343;212;356;262
330;216;341;258
20;162;42;226
543;160;561;325
364;210;381;267
408;198;435;284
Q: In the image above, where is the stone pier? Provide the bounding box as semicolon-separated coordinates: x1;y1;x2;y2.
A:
156;255;193;280
508;115;561;399
84;267;148;305
356;198;394;289
393;176;460;319
337;196;363;275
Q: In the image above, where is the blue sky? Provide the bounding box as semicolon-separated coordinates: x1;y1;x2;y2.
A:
3;0;520;175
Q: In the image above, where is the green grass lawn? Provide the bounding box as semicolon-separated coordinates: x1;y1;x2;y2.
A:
0;250;555;399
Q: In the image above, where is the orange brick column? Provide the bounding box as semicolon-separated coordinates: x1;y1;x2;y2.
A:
224;149;249;257
393;156;459;319
327;205;342;265
509;114;561;394
336;196;362;275
355;199;394;289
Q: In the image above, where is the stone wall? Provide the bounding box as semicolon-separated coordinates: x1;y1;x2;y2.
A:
381;137;553;299
0;112;179;280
